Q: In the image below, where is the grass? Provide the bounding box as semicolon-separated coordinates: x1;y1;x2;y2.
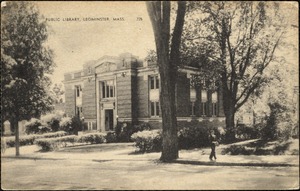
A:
221;138;299;155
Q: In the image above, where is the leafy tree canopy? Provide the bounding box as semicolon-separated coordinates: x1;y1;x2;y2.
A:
1;1;55;121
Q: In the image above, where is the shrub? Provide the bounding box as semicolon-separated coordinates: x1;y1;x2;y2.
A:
25;118;44;134
70;116;84;135
131;130;162;153
35;138;60;151
276;121;295;141
221;145;254;155
5;135;37;147
77;133;106;144
59;117;72;132
57;135;78;147
35;135;77;151
4;131;67;148
178;126;211;149
115;122;132;142
132;122;151;132
114;122;152;143
59;116;83;135
42;131;67;138
41;112;64;132
105;131;117;143
236;124;260;141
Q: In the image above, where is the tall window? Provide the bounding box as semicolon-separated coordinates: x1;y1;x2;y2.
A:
151;101;160;117
201;90;208;116
150;75;159;89
212;91;218;116
149;75;160;117
101;80;115;98
76;106;82;118
191;102;196;116
76;86;82;97
190;80;196;116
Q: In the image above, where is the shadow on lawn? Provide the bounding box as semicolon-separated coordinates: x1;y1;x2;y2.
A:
172;160;298;167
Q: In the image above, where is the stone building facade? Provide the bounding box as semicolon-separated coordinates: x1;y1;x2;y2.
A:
63;53;225;132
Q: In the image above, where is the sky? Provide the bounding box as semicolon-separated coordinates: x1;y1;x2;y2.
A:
36;1;156;85
35;1;298;88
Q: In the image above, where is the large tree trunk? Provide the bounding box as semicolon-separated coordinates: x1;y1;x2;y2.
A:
224;106;236;143
222;89;236;142
159;33;179;162
146;1;186;162
221;75;236;143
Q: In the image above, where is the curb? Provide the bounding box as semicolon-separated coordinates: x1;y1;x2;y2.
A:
172;159;299;167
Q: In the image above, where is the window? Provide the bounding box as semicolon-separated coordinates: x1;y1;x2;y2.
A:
151;101;160;117
76;86;82;97
150;75;159;89
212;103;217;116
101;80;115;98
150;75;160;117
201;90;208;116
201;102;207;116
190;86;196;101
88;122;92;130
191;102;196;116
76;106;82;118
212;92;218;116
201;90;207;102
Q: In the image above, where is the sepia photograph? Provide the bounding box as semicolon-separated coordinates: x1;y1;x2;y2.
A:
1;1;299;190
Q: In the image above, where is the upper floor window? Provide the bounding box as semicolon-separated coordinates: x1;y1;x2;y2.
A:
75;86;82;97
150;75;159;89
101;80;115;98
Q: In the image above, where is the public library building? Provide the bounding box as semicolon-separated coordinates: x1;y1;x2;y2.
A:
63;53;225;132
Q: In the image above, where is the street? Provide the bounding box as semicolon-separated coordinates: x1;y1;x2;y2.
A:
1;144;299;190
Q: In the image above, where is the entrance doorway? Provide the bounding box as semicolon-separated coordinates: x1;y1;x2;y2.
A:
105;109;114;131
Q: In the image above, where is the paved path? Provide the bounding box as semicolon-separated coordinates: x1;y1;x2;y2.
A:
1;143;299;190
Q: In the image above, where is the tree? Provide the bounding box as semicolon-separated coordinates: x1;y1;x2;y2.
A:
52;83;65;103
146;1;186;162
181;2;287;142
1;1;55;156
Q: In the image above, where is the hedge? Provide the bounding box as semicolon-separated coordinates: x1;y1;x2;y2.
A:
131;130;162;153
4;131;68;148
77;133;106;144
35;135;78;151
131;126;226;153
35;132;106;151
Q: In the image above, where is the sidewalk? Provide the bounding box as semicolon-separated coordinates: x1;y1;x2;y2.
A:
2;143;299;167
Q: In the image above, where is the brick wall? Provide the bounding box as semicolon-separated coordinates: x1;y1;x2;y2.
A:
65;84;75;117
136;76;149;118
64;73;72;81
137;117;225;130
177;118;225;130
117;75;133;119
82;79;96;120
131;74;138;123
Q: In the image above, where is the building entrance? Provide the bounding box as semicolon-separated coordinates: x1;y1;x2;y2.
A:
105;109;114;131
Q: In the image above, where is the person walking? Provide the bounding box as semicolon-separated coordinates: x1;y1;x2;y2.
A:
209;130;218;161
